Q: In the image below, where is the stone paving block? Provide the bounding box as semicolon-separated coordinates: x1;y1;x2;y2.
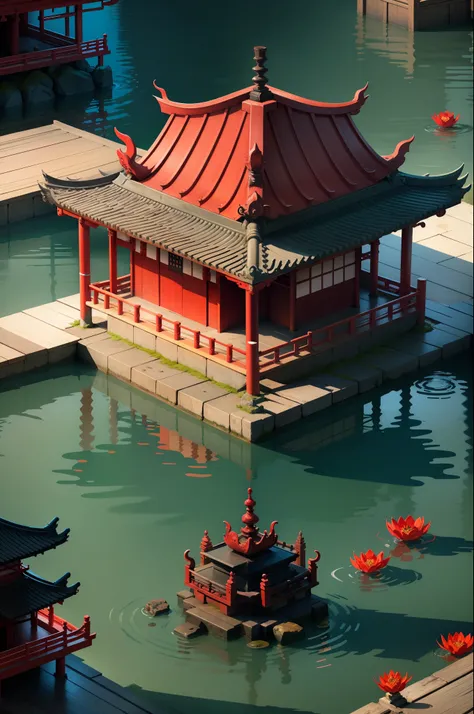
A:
309;374;358;403
108;348;156;381
230;411;244;437
57;294;104;321
203;392;244;430
107;314;134;342
0;312;78;349
48;342;77;364
260;394;302;427
423;327;471;358
66;324;107;339
329;361;384;394
0;344;24;362
361;347;418;380
156;372;207;405
206;359;246;390
0;358;25;380
178;381;229;417
392;335;442;367
79;336;134;372
131;360;180;394
240;412;275;442
177;345;208;376
155;334;179;362
24;304;77;331
133;325;157;352
272;382;333;416
0;327;48;370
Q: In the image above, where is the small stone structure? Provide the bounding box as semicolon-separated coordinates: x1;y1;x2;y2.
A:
174;488;329;642
0;60;112;117
144;599;170;616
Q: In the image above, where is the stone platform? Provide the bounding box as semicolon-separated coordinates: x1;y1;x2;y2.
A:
175;590;328;642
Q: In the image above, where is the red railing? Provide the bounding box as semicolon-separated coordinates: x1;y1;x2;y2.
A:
0;36;109;76
259;289;419;368
90;277;246;365
0;612;94;679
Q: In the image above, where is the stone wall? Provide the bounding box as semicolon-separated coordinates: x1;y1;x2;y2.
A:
0;60;113;117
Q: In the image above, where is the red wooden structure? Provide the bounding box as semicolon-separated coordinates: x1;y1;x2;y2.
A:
183;488;321;617
0;516;95;696
0;1;118;77
40;46;469;395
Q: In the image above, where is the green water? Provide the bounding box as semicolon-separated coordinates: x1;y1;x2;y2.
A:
0;355;472;714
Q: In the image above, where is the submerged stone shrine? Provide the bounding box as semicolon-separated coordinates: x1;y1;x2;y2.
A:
0;516;95;696
174;488;328;642
40;46;469;395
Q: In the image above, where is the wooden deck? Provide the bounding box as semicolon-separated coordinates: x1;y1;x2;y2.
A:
352;652;473;714
0;121;143;226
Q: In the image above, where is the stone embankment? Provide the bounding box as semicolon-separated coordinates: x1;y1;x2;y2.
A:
0;60;112;117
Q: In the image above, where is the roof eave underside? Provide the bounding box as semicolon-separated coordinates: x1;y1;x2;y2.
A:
0;517;69;565
0;571;79;620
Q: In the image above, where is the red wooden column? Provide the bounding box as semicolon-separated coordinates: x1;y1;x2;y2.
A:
108;229;117;293
75;4;83;44
10;14;20;55
39;10;45;38
289;271;296;331
370;239;380;296
400;226;413;295
245;288;260;396
78;219;92;326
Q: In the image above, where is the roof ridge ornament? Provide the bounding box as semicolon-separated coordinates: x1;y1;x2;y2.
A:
249;46;273;103
114;128;152;181
223;488;278;556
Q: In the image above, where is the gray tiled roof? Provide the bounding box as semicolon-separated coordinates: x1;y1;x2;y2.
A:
39;167;469;284
0;517;70;565
0;570;79;620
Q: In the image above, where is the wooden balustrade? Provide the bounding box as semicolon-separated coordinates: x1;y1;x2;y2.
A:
0;36;109;76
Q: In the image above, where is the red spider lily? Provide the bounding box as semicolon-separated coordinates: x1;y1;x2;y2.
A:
376;671;412;694
350;549;390;573
437;633;473;657
432;111;460;128
386;516;431;542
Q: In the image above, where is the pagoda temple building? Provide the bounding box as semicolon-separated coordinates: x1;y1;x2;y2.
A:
175;488;328;641
0;1;118;77
0;516;95;695
40;46;469;396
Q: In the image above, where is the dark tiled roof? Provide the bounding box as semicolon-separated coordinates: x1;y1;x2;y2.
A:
0;517;70;565
0;570;79;620
39;167;469;284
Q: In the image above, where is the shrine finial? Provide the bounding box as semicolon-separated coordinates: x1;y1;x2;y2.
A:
249;46;273;102
241;488;259;537
223;488;278;556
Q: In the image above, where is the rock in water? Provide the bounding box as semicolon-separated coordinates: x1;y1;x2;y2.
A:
173;622;203;638
144;599;170;616
53;65;94;97
0;81;22;114
21;71;55;108
92;66;113;89
273;622;304;645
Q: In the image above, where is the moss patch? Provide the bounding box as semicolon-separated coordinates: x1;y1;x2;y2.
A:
70;319;81;327
107;332;239;393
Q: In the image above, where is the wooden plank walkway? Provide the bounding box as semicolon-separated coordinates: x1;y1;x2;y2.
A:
0;655;170;714
0;121;143;226
351;652;473;714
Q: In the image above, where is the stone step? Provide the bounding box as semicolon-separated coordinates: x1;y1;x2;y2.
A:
186;606;243;640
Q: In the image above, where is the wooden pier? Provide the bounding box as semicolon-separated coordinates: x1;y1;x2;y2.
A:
0;120;138;226
352;652;473;714
357;0;471;31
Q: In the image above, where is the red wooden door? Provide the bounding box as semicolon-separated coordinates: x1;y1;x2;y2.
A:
134;252;159;304
160;264;183;314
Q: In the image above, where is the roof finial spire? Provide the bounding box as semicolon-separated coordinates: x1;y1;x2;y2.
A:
249;46;273;102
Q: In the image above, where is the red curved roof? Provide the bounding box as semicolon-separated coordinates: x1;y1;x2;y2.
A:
115;75;413;221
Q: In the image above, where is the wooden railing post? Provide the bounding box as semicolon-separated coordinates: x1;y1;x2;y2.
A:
260;573;270;608
226;344;233;363
156;315;163;332
194;331;200;349
133;304;140;323
208;338;216;355
308;551;321;587
416;278;427;326
174;322;181;340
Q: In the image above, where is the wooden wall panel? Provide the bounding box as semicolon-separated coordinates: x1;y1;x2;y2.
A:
295;279;355;325
219;277;245;332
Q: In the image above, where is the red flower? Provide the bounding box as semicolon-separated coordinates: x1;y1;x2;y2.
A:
376;671;412;694
350;549;390;573
432;111;460;128
437;633;473;657
386;516;431;542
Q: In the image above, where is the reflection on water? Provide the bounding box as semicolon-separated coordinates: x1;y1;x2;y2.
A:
0;353;472;714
